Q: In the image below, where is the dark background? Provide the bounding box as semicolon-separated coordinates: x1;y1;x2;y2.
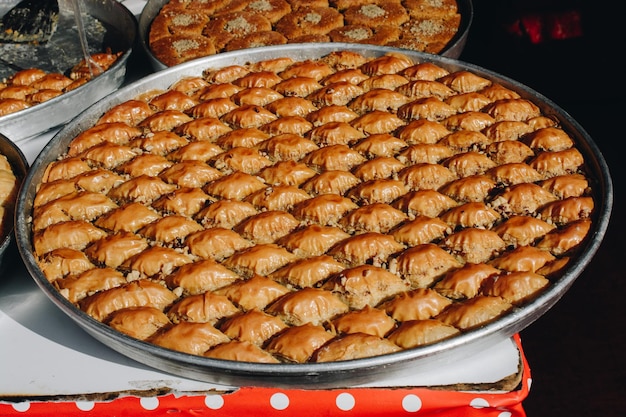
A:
459;1;625;416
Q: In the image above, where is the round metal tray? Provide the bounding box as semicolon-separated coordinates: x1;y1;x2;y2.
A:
138;0;474;71
0;0;137;142
15;44;612;388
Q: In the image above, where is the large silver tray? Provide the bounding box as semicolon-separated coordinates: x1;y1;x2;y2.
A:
15;44;612;388
0;0;137;142
138;0;474;71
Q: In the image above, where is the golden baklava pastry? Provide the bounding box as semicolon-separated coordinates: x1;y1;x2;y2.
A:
195;200;258;229
436;295;513;330
434;262;501;300
277;224;350;257
215;274;290;310
480;271;550;305
56;267;127;303
107;306;171;341
312;332;401;362
218;308;288;345
380;287;452;321
269;255;345;288
148;321;230;356
391;243;462;288
266;287;349;326
28;50;598;364
387;319;460;348
37;248;95;283
79;279;178;322
204;340;280;363
331;305;396;337
391;216;451;247
164;258;241;295
322;265;409;309
265;323;336;363
233;210;300;244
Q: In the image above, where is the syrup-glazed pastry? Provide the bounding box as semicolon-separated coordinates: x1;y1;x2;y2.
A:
436;295;513;330
84;231;149;269
387;319;460;348
233;210;300;244
380;287;452;321
204;340;280;363
195;200;258;230
322;265;409;309
107;306;171;341
439;175;496;203
339;202;407;233
492;215;556;247
442;228;506;264
327;232;405;267
166;291;239;324
266;287;349;326
488;245;556;273
390;243;462;288
440;202;501;229
148;321;230;356
222;244;298;277
219;309;288;345
331;305;396;338
269;255;345;288
480;271;550;305
164;258;241;295
390;216;451;246
301;170;361;196
291;193;358;225
536;218;592;255
277;224;350;257
215;275;290;311
37;248;95;283
392;189;458;218
79;279;178;322
265;323;336;363
434;262;501;300
312;332;401;362
56;267;127;304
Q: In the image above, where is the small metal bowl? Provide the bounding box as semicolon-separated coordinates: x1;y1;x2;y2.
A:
138;0;474;71
0;0;137;142
0;133;28;274
15;44;612;388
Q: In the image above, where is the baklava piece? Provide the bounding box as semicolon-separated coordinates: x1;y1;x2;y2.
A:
148;321;229;356
390;243;463;288
269;255;345;289
219;309;288;345
265;323;335;363
436;295;513;330
266;287;349;326
322;265;409;309
107;306;171;341
434;262;501;300
480;271;550;305
387;319;460;348
204;340;280;363
164;258;241;295
331;305;396;337
215;275;290;311
312;333;401;362
380;287;452;321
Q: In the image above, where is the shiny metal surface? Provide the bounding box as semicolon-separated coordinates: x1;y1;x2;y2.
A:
138;0;473;71
0;0;137;142
0;132;28;273
14;44;612;388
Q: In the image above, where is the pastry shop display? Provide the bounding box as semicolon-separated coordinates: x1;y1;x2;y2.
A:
139;0;473;69
15;44;611;387
0;0;137;141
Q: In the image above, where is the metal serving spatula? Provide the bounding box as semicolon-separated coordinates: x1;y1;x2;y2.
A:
0;0;59;43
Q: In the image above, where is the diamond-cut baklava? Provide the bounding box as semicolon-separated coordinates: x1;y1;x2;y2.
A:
29;50;597;364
